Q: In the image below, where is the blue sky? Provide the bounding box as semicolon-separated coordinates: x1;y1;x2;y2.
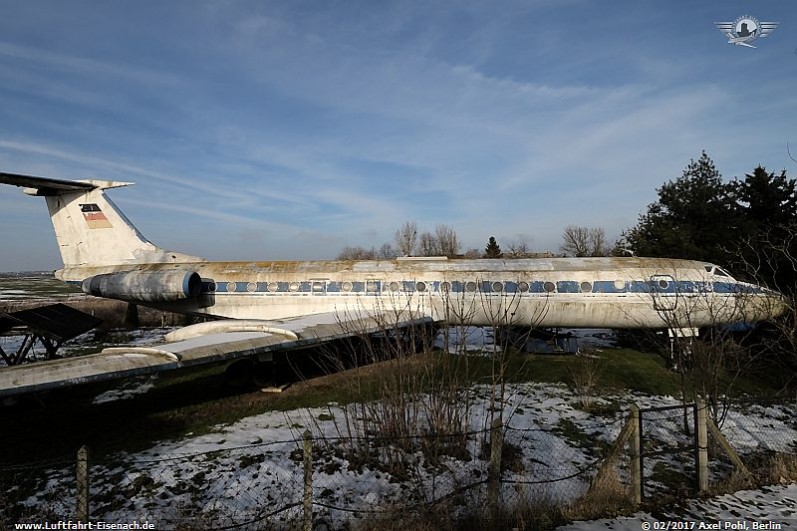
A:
0;1;795;271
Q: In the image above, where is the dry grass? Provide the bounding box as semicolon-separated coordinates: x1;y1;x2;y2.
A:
352;502;461;531
350;494;571;531
763;452;797;485
306;315;476;479
570;466;632;521
567;352;604;409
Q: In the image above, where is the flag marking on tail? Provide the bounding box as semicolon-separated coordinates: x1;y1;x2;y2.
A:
80;203;113;229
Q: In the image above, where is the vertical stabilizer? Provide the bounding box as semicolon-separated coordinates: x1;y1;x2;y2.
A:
0;172;203;268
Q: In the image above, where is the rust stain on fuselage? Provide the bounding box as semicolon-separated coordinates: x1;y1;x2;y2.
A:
59;257;710;281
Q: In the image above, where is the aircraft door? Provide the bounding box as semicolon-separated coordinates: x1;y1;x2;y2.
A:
650;275;677;311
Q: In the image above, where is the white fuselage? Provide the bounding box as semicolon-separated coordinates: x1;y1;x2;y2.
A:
57;256;783;330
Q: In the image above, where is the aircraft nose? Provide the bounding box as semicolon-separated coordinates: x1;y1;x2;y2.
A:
759;286;788;320
734;281;788;322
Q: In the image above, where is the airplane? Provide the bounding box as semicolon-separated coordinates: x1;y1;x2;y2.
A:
0;171;786;397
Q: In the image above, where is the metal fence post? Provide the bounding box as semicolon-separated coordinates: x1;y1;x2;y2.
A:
303;430;313;531
488;417;503;523
695;397;708;493
76;445;89;523
629;405;642;506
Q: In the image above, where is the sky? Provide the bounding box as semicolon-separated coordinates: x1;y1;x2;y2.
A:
0;1;795;271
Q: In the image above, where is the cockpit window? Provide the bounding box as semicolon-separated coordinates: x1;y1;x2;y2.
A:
704;264;735;279
714;267;732;278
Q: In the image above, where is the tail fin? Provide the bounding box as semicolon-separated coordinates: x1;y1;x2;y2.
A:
1;172;204;268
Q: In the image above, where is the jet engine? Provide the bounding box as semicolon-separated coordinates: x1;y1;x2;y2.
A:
82;270;202;302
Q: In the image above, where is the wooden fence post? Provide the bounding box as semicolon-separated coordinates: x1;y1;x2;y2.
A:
303;430;313;531
588;408;636;495
695;397;709;493
629;405;642;506
705;416;751;478
76;445;89;523
488;417;503;522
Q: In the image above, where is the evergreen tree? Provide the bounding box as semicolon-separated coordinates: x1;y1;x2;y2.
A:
484;236;502;258
623;151;738;263
732;166;797;289
734;166;797;232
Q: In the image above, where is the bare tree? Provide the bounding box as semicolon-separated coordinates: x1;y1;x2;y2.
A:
506;239;530;259
394;221;418;257
561;226;609;257
588;227;608;257
435;224;460;258
561;225;590;257
653;287;758;425
463;248;481;259
418;231;440;257
735;226;797;377
622;258;778;424
337;246;376;260
377;243;398;259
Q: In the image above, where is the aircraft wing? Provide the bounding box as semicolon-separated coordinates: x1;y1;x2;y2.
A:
0;312;434;398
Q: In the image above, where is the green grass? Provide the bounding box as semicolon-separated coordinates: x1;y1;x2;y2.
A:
450;348;683;396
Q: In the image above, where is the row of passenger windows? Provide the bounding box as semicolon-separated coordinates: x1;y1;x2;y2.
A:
204;279;648;294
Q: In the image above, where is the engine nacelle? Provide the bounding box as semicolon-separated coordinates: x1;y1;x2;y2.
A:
82;270;202;303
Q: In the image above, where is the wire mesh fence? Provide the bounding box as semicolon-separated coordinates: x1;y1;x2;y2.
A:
0;424;598;529
0;457;77;524
500;425;597;506
2;398;795;529
637;403;698;499
709;399;797;487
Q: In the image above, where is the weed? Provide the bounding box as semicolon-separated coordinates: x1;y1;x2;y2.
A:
568;353;605;409
573;466;632;521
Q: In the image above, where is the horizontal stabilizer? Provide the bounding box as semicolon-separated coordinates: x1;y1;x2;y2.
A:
0;170;179;267
0;171;133;196
0;171;97;193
